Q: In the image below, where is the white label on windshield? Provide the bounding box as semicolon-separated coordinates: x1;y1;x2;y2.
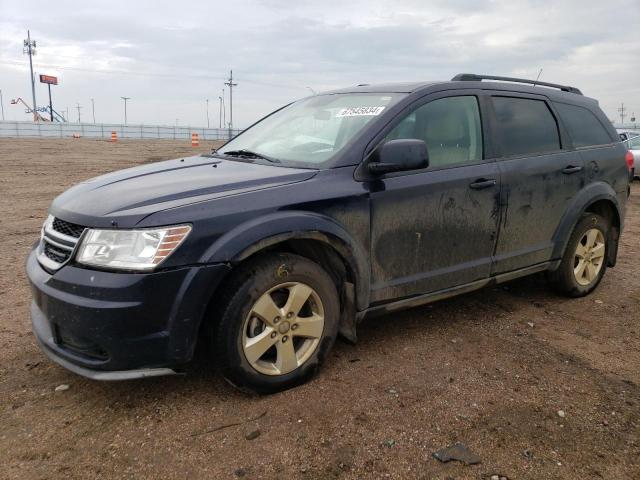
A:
336;106;385;117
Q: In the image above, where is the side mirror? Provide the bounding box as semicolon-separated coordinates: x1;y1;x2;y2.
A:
368;139;429;175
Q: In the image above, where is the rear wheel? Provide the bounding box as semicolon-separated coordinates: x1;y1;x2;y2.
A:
548;213;609;297
209;253;339;394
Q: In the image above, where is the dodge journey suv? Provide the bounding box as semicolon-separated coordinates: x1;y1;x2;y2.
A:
27;74;631;393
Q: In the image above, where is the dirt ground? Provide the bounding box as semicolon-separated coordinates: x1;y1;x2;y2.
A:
0;138;638;480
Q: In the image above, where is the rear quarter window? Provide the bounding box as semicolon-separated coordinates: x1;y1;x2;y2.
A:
492;96;560;157
554;102;613;148
628;135;640;149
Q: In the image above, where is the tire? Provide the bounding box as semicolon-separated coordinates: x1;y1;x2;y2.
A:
209;253;340;394
547;213;609;297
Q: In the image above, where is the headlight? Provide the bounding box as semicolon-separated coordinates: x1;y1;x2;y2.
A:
76;225;191;271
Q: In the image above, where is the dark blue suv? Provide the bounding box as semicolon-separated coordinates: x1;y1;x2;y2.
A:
27;74;631;393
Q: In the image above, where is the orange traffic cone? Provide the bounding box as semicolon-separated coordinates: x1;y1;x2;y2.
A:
191;132;199;147
111;131;118;142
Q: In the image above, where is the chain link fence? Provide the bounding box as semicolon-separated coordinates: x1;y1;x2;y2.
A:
0;121;241;140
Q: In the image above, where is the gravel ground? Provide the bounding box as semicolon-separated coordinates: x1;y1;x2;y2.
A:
1;138;639;480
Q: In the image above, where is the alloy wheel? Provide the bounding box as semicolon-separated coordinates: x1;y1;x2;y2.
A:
242;282;325;376
573;228;605;286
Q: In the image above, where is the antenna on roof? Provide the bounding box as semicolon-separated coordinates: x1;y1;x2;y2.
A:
533;68;543;86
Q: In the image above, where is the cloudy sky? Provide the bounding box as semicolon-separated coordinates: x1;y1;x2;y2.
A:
0;0;638;128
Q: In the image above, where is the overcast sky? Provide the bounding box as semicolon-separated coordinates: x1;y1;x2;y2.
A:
0;0;638;128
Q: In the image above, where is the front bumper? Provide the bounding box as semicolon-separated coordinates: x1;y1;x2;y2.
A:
26;248;230;379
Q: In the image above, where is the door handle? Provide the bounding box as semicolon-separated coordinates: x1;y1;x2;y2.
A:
562;165;583;174
469;178;497;190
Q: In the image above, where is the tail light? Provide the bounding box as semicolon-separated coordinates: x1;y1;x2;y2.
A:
626;151;634;171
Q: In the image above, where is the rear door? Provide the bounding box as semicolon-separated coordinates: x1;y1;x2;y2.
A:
366;91;501;303
489;94;585;274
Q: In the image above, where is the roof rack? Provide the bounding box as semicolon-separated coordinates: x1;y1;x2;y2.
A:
451;73;583;95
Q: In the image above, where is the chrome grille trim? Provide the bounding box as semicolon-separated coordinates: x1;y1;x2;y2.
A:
36;216;86;271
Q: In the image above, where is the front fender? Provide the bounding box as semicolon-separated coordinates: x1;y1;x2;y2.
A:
551;181;623;261
199;211;370;310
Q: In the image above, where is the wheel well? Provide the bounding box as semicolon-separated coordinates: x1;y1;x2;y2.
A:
194;237;360;361
584;199;620;265
239;238;356;292
239;238;360;341
584;199;620;231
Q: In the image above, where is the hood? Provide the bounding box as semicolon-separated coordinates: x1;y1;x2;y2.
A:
51;155;317;227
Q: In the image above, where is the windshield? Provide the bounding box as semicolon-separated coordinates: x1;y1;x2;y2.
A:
218;93;406;168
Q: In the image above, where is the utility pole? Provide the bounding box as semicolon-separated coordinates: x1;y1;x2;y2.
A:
224;70;237;139
76;103;82;123
120;96;130;124
24;30;38;121
91;98;96;123
206;98;210;128
618;103;626;126
0;89;5;121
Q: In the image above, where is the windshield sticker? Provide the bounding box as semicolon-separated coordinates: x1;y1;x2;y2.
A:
336;106;385;117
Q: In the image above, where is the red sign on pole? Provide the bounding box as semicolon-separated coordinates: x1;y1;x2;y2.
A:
39;74;58;85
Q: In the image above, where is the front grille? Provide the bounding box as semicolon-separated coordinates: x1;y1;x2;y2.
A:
37;217;85;271
52;218;85;239
43;242;68;263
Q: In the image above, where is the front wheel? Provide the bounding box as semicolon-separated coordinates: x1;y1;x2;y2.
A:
547;213;609;297
210;253;340;394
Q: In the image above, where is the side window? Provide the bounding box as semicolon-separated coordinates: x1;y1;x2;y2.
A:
554;102;613;148
492;96;560;157
385;96;483;168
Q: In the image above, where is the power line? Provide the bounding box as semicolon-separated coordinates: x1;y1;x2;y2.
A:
0;59;226;80
0;59;304;91
75;102;82;123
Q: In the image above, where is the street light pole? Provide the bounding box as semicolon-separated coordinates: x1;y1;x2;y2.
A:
218;96;223;128
91;98;95;123
221;88;226;128
120;96;130;124
0;89;5;121
24;30;38;121
206;98;210;128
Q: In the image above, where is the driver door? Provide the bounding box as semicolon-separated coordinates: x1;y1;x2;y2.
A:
366;93;501;303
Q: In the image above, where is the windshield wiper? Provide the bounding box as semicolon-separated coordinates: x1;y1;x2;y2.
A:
222;149;281;163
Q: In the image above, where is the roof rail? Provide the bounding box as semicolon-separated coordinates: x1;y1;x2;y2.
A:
451;73;583;95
